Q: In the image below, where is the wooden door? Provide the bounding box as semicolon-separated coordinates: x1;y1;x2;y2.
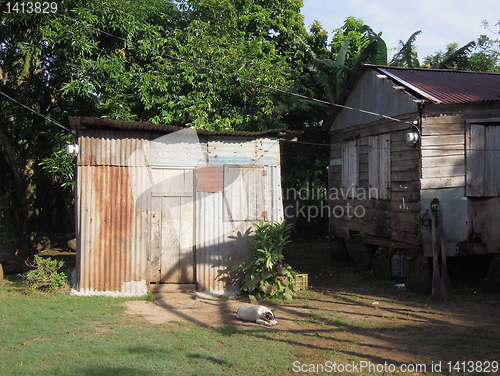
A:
150;168;195;283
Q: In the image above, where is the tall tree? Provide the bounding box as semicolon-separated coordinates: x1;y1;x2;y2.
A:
0;0;310;242
423;36;500;72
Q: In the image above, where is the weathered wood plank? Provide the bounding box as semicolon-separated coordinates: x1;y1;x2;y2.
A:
392;170;420;182
392;158;420;172
421;176;465;189
150;196;162;283
421;147;464;158
422;114;465;125
421;165;465;179
391;180;420;192
391;149;420;161
421;122;465;136
485;125;500;196
331;217;420;245
421;155;465;168
466;124;485;196
342;139;358;190
421;134;464;147
330;117;413;142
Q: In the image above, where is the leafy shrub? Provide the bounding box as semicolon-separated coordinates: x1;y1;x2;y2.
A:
23;255;69;292
237;221;297;303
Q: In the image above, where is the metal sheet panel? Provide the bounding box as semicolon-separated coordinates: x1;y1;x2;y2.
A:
78;130;149;167
69;116;302;140
380;67;500;104
195;165;284;292
75;164;149;295
207;138;280;166
195;191;229;292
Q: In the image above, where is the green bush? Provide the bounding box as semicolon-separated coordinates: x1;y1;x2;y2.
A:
23;255;69;292
237;221;297;303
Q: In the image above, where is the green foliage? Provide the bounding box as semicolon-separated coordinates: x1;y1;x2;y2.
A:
390;30;422;68
237;221;297;302
38;132;76;192
23;255;69;292
0;0;310;239
423;36;500;72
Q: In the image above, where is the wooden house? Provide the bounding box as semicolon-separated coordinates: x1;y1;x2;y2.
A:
325;65;500;261
68;117;300;296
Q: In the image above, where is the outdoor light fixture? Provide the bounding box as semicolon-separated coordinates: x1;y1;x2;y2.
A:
403;121;421;147
405;131;420;144
66;144;79;157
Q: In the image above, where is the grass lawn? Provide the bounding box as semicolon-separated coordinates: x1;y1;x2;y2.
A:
0;284;296;376
1;237;500;375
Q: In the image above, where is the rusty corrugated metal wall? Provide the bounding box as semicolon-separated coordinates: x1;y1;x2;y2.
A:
76;131;150;294
74;129;284;295
195;165;283;292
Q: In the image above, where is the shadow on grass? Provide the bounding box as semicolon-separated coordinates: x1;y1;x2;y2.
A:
151;284;500;369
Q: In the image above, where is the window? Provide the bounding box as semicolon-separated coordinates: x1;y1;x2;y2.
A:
342;139;358;192
467;123;500;197
368;134;391;199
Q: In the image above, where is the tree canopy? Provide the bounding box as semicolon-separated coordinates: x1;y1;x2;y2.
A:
0;0;311;241
1;4;500;242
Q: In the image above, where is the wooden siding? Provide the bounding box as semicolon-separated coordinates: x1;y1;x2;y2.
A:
329;115;420;249
420;115;465;190
331;70;418;131
368;134;391;199
149;168;195;284
341;140;358;191
466;122;500;196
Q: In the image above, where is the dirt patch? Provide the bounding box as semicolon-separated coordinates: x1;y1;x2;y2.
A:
125;238;500;372
125;297;315;329
125;290;500;371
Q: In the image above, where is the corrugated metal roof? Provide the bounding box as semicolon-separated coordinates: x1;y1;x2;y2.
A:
324;65;500;128
69;116;302;140
378;66;500;104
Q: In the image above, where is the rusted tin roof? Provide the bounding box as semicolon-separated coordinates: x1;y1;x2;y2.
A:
324;65;500;128
378;66;500;104
68;116;302;140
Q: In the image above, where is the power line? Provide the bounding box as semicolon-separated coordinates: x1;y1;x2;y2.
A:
0;90;73;136
62;14;413;126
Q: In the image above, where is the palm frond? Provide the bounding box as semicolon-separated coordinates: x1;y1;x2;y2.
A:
438;41;476;69
390;30;422;67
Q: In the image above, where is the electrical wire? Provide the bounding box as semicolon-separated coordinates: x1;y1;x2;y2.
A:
62;14;414;126
0;90;75;138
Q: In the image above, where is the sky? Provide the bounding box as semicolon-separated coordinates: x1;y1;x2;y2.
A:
300;0;500;61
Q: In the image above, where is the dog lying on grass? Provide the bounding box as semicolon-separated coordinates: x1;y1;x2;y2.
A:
236;305;278;326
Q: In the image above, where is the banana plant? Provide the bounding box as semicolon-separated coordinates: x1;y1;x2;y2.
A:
236;220;297;302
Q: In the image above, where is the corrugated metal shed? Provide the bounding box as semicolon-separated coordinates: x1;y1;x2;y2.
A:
70;117;295;296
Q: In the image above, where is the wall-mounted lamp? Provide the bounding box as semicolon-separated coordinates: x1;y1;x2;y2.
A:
67;144;79;157
405;131;420;145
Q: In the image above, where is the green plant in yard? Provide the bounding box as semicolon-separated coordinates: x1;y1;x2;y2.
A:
23;255;68;292
237;221;297;303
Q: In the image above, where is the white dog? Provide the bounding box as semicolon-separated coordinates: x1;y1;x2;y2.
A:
236;305;278;326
